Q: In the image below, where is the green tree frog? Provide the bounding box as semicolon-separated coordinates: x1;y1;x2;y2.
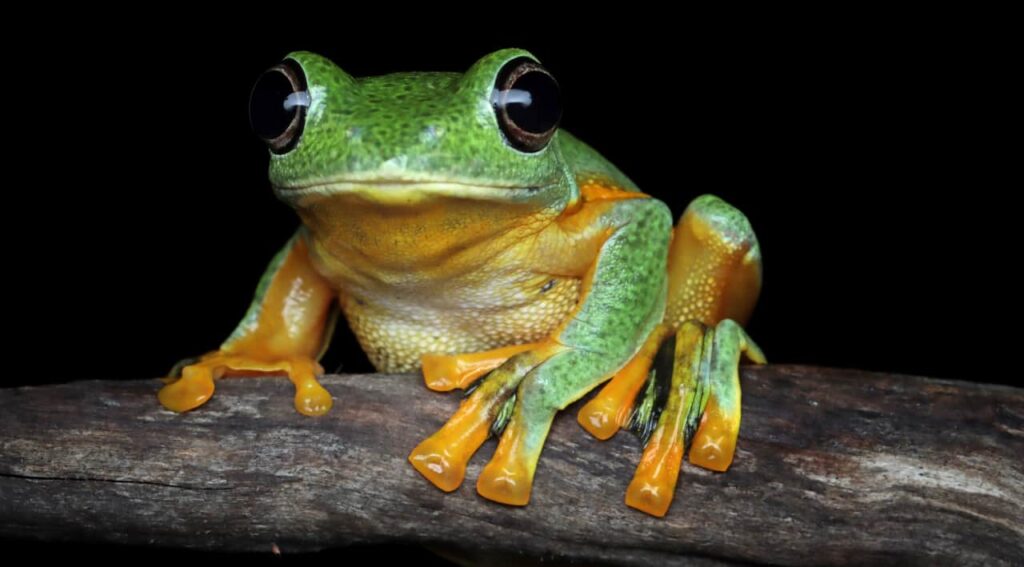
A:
158;49;765;517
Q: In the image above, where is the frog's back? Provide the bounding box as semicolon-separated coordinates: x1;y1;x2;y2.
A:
557;131;641;192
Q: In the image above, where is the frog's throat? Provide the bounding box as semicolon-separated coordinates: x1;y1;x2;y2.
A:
287;178;569;276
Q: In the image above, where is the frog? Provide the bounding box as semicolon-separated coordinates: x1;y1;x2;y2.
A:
157;48;765;518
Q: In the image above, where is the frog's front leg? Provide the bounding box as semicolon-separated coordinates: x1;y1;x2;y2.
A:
158;230;339;416
409;197;672;505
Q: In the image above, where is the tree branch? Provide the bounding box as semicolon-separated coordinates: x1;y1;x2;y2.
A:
1;366;1021;565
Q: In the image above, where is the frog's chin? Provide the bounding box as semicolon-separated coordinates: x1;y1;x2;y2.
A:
274;178;550;207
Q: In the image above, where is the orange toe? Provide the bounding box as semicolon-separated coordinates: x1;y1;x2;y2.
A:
421;344;536;392
409;436;469;492
578;326;665;440
577;397;621;440
625;433;684;517
293;379;333;416
157;367;216;413
409;398;493;492
420;353;478;392
688;399;738;472
477;459;533;506
625;476;674;518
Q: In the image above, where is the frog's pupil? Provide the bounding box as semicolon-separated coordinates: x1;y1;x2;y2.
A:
506;71;561;135
250;69;299;140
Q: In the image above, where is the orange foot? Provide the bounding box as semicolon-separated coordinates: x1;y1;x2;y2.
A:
624;320;765;517
158;350;332;416
410;344;562;504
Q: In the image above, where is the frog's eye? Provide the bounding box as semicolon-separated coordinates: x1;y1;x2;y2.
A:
249;60;310;154
492;58;562;153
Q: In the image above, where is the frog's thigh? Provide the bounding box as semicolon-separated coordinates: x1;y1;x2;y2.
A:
578;194;762;439
665;194;762;328
664;195;763;467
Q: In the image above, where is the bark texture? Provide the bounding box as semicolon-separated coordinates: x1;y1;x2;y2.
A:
1;365;1021;565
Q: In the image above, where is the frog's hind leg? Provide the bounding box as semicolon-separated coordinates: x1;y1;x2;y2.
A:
626;319;764;516
617;194;766;517
578;194;763;444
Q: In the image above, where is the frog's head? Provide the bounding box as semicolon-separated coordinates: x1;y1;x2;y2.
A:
250;49;575;259
250;49;575;266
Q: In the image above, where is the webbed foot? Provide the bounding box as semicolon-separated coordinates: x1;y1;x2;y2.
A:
158;351;332;416
409;344;562;496
624;319;765;517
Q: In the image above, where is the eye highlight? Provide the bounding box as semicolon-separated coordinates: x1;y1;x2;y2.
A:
249;60;309;154
491;58;562;152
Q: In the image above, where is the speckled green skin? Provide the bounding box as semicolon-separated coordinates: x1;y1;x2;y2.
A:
499;198;671;467
270;50;633;199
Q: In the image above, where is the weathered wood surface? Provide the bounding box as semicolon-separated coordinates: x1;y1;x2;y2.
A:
0;365;1021;565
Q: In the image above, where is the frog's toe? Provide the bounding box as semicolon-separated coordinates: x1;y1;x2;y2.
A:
158;365;217;413
409;381;511;492
578;325;669;440
293;376;333;416
281;357;332;416
577;360;645;440
624;319;764;517
420;343;539;392
470;421;538;506
409;433;473;492
477;446;533;506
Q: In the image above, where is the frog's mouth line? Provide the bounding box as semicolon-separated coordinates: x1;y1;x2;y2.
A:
275;178;555;202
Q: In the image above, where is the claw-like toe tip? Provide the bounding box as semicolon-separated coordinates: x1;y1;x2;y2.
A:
577;399;620;440
157;372;215;413
477;461;532;506
625;478;673;517
409;439;467;492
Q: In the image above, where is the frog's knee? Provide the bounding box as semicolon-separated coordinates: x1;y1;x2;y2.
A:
716;317;742;335
683;194;759;259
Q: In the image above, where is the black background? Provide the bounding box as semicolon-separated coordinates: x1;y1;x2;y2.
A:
15;19;1011;386
7;11;1015;564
